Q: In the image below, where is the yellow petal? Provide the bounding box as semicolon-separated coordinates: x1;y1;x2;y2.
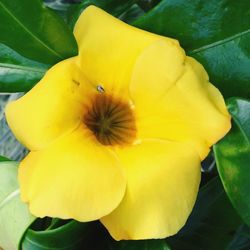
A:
74;6;177;97
101;139;201;240
5;57;95;150
19;125;126;221
130;41;231;159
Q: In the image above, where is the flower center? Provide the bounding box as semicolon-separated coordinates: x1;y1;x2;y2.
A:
84;93;136;146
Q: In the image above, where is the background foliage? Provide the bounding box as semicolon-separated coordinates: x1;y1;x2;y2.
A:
0;0;249;249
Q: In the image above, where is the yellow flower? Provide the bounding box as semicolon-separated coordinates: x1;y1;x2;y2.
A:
5;6;230;240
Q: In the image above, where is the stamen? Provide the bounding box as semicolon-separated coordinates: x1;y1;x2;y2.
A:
97;85;105;93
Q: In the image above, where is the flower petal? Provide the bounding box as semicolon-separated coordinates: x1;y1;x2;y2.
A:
130;40;231;159
5;57;93;150
101;139;201;240
74;6;177;96
19;125;126;221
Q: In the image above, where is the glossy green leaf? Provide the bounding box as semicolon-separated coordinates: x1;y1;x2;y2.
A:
68;0;136;29
214;98;250;227
44;0;76;20
22;219;89;250
119;4;145;24
133;0;250;98
137;0;161;11
109;239;171;250
0;43;49;92
167;177;242;250
44;0;86;23
0;161;36;250
0;0;77;65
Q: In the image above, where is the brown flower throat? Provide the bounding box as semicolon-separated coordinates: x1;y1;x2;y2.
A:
84;93;136;146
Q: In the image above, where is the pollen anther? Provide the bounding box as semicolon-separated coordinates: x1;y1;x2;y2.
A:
97;85;105;93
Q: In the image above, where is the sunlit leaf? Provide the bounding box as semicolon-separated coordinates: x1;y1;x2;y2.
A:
0;161;35;250
214;98;250;227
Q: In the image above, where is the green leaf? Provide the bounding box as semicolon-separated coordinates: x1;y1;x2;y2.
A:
109;239;171;250
44;0;75;19
0;155;9;161
44;0;83;23
22;219;90;250
133;0;250;98
214;98;250;227
0;43;49;92
137;0;161;11
167;177;242;250
119;4;145;24
0;0;77;65
0;161;36;250
68;0;136;29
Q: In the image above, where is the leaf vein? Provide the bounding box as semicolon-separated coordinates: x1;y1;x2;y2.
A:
0;62;48;74
0;2;63;60
0;189;20;209
189;29;250;55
